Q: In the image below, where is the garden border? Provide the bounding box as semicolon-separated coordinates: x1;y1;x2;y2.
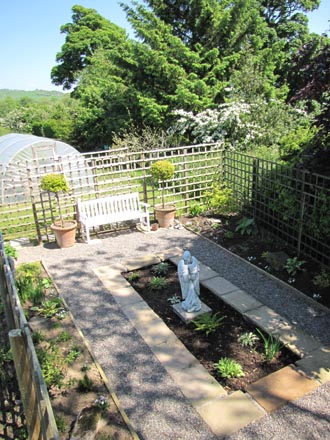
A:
94;248;330;438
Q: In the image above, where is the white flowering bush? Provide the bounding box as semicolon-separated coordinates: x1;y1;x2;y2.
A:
170;99;312;158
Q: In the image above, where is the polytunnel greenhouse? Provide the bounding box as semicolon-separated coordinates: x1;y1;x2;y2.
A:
0;133;92;204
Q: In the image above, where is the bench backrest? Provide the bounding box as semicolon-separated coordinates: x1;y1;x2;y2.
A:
78;192;142;218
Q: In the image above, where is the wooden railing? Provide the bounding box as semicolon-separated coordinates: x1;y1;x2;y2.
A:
0;233;59;439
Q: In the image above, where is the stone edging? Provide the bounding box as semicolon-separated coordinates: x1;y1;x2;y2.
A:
94;248;330;438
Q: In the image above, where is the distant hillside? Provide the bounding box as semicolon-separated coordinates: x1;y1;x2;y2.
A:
0;89;66;101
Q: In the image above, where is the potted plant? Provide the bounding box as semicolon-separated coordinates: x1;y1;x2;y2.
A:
150;160;176;228
40;173;77;248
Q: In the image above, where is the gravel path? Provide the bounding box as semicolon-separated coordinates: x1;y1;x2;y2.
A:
17;227;330;440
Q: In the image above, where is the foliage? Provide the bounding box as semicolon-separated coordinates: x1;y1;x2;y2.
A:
150;160;175;207
313;267;330;289
66;346;82;365
237;332;259;348
40;174;69;194
30;297;63;318
235;217;256;236
127;272;140;283
15;263;44;304
112;126;172;152
4;242;18;260
214;358;245;379
284;257;305;276
40;174;70;227
205;186;239;215
167;295;181;304
192;312;225;336
256;329;285;362
0;347;13;384
151;262;170;276
78;374;94;392
148;276;167;290
189;203;205;217
36;345;66;389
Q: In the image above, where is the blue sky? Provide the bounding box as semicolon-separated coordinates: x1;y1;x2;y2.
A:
0;0;329;91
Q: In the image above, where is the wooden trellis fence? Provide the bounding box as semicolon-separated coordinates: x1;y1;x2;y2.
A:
0;233;59;439
0;144;329;266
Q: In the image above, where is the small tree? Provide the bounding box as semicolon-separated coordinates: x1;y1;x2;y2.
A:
150;160;175;208
40;174;70;227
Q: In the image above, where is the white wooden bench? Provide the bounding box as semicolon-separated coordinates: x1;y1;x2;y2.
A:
77;192;150;243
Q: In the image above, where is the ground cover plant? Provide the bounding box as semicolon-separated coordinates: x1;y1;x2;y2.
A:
5;260;135;440
124;261;299;392
180;213;330;309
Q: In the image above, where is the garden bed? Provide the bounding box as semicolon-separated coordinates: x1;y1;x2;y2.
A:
123;261;299;392
10;261;135;440
180;213;330;309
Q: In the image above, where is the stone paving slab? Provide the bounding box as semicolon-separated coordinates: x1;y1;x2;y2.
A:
244;305;293;335
196;391;265;438
167;363;227;407
221;289;263;314
296;346;330;383
172;301;212;323
246;365;320;413
198;263;220;281
202;276;238;297
123;254;161;271
275;326;322;357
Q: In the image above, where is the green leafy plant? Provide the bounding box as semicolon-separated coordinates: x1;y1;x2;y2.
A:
40;173;70;227
56;330;71;343
55;415;66;433
214;358;245;378
224;230;234;239
78;373;94;392
237;332;259;348
148;276;167;290
256;329;285;361
30;297;63;318
167;295;181;304
192;312;225;336
36;345;65;389
32;331;45;345
189;203;204;217
152;262;170;276
313;267;330;288
66;346;82;365
127;272;140;283
235;217;256;235
4;243;18;259
284;257;305;276
15;262;45;304
41;277;53;289
150;160;175;208
205;186;239;215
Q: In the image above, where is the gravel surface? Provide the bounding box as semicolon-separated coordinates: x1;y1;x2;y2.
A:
16;227;330;440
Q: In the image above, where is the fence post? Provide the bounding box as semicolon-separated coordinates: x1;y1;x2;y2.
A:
297;170;306;257
9;329;41;439
183;148;189;211
252;157;260;218
0;255;15;330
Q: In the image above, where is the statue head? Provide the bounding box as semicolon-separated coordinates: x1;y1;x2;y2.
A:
182;250;192;264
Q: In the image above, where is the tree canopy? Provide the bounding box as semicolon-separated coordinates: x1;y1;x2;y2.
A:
22;1;328;171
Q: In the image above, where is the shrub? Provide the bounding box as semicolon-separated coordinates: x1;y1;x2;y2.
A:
205;186;239;215
214;358;245;378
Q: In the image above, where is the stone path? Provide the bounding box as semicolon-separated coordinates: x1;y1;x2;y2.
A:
15;228;330;439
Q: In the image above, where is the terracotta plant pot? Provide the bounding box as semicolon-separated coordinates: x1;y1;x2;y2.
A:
51;220;77;248
154;205;176;228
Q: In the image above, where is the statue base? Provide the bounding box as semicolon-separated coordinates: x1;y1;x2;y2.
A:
172;301;212;324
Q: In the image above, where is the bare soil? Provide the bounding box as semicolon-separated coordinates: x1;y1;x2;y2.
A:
180;213;330;310
123;262;299;392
